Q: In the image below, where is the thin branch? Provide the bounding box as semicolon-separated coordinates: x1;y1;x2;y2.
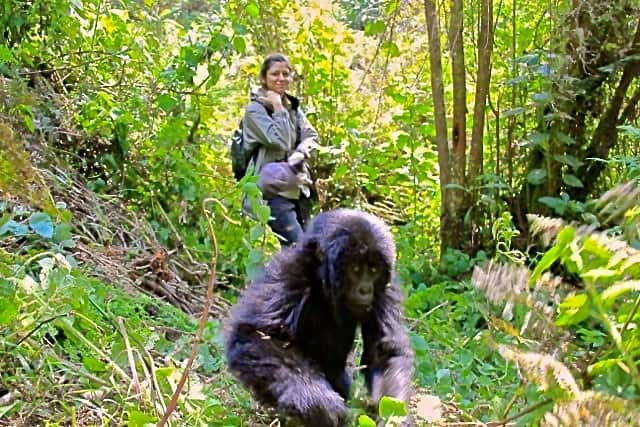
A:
156;197;219;427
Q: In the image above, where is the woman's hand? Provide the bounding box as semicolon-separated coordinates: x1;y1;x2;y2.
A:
258;90;285;112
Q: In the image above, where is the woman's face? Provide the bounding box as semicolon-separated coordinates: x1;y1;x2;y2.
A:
262;61;292;94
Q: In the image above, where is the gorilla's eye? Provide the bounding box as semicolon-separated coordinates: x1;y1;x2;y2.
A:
353;265;360;272
371;267;377;273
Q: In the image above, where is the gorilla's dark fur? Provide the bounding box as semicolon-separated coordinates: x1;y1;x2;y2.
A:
224;209;414;426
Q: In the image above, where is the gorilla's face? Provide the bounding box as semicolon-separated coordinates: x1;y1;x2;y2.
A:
342;257;390;317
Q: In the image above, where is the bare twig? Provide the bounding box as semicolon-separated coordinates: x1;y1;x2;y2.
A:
156;197;219;427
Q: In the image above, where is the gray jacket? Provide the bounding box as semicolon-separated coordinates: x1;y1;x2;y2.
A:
242;88;318;200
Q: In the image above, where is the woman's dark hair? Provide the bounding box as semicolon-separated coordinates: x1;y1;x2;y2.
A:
259;53;293;81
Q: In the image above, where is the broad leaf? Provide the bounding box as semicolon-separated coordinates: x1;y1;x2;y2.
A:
358;415;376;427
527;169;547;185
379;396;407;418
28;212;54;239
562;174;583;188
364;20;386;36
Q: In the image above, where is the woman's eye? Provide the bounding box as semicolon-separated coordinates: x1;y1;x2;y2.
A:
371;267;377;273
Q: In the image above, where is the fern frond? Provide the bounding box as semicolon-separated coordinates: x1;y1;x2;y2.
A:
498;345;580;398
595;180;640;226
472;260;530;306
542;391;640;427
528;214;567;247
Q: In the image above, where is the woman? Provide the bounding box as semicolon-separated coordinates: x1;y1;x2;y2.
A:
242;53;319;246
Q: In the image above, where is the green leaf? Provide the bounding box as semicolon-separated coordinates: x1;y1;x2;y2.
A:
364;20;386;36
53;222;73;243
233;36;246;53
127;409;156;427
246;2;260;17
589;358;622;376
553;154;584;169
562;174;583;188
254;204;271;224
0;44;16;64
248;248;263;264
411;334;429;352
557;226;575;247
82;356;107;373
538;196;566;215
379;396;407;418
530;245;561;283
527;169;546;185
334;164;349;180
525;132;550;148
556;293;590;326
249;225;264;241
358;414;376;427
0;297;18;325
581;268;619;284
28;212;54;238
156;94;179;112
381;41;400;58
17;104;35;133
555;132;576;146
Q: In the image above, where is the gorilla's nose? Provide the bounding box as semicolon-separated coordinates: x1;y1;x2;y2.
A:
358;282;374;298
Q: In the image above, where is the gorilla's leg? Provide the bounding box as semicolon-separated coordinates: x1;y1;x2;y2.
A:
227;336;348;427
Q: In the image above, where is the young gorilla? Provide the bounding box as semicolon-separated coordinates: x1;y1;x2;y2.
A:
224;209;414;426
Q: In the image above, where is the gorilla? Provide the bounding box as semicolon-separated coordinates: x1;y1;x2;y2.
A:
224;209;414;426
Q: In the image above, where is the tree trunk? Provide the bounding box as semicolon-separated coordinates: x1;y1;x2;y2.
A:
448;0;469;250
469;0;493;183
424;0;455;255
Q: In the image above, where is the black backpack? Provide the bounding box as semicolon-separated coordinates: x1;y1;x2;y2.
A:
229;119;253;181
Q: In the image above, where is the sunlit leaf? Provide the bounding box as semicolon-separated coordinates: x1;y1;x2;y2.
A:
530;245;561;283
0;297;18;325
589;358;623;376
233;36;246;53
246;2;260;17
127;409;156;427
556;293;590;326
358;414;376;427
156;94;179;112
364;20;386;36
379;396;407;418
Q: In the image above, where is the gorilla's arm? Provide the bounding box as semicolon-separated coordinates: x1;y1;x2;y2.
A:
361;282;414;404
